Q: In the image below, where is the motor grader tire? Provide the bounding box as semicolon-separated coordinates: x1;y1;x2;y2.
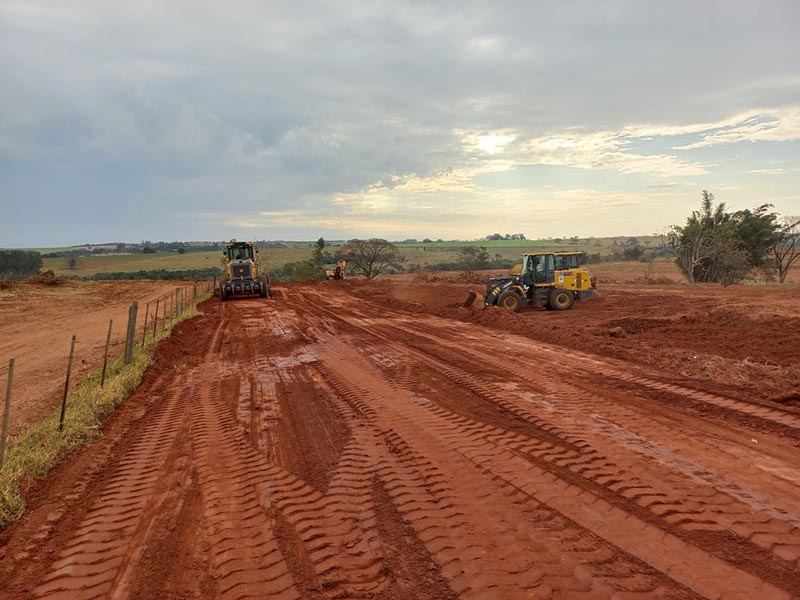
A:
548;289;574;311
497;290;523;313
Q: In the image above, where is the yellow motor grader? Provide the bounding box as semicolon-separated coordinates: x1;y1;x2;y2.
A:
219;241;270;301
465;251;595;312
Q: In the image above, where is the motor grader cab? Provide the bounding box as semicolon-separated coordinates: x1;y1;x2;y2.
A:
325;260;347;280
219;241;270;301
465;251;595;312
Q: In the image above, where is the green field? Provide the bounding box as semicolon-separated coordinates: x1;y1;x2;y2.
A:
33;235;663;277
43;248;314;277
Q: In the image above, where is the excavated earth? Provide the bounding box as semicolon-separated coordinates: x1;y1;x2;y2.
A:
1;282;800;599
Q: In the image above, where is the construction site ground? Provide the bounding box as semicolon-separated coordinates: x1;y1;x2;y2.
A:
1;278;799;599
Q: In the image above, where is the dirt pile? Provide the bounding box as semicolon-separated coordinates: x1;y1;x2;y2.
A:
27;270;64;286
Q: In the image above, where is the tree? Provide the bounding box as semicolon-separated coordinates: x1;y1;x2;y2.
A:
142;246;156;254
0;250;43;278
309;237;326;280
773;216;800;284
342;239;400;279
177;248;186;254
68;257;79;270
459;246;490;272
666;220;706;284
733;204;780;268
667;190;780;285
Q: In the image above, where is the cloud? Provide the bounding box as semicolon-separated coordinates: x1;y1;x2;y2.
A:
1;1;800;245
673;107;800;149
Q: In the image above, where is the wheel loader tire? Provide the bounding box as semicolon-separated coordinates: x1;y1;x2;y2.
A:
497;290;523;313
548;289;574;311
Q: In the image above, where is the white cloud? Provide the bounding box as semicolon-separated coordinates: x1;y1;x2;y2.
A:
673;107;800;149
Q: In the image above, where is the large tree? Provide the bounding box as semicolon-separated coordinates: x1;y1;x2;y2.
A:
667;191;780;285
342;239;400;279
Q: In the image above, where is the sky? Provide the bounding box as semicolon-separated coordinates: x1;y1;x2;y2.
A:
1;0;799;247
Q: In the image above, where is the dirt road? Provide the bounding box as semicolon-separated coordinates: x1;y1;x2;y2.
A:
1;283;799;599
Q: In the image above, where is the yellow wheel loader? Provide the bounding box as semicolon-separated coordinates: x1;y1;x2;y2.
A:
219;241;270;301
465;251;595;312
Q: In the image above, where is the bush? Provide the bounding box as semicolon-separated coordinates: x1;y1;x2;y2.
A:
459;246;490;272
0;250;42;278
89;268;223;281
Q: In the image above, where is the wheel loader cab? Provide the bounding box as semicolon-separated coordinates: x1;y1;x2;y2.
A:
522;254;555;285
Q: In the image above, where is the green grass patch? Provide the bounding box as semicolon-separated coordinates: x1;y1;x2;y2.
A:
0;293;211;530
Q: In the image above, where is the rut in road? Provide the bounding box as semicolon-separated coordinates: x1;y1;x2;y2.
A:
1;284;798;600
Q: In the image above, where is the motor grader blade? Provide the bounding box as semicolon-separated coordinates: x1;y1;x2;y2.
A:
464;291;486;308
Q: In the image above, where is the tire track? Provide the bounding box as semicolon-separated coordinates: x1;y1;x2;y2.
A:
298;290;800;591
32;378;191;599
360;319;800;590
314;341;701;599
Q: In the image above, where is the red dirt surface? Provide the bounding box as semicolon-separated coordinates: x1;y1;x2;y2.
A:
1;282;799;599
0;280;186;435
369;275;800;406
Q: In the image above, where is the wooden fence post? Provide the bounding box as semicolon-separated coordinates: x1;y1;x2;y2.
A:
193;280;198;303
141;302;150;348
0;358;15;470
101;319;113;388
124;302;138;365
59;336;76;432
153;299;159;339
175;288;182;318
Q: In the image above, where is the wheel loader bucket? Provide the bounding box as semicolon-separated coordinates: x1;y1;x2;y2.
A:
464;291;485;308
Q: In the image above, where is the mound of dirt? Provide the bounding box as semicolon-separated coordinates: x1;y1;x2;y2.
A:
347;277;800;404
27;270;65;286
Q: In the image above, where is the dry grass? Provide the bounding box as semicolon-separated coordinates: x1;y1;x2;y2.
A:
679;354;800;399
0;293;211;529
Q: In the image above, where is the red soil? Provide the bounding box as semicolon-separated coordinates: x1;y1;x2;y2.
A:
0;281;798;599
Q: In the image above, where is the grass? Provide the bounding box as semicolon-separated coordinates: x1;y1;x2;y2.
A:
0;291;211;530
